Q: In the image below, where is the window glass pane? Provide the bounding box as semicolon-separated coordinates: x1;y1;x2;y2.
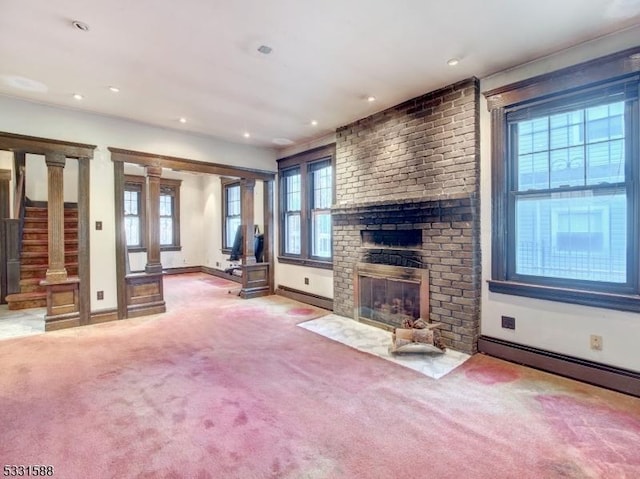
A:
312;164;332;209
159;195;173;216
516;101;626;191
125;217;140;246
160;217;173;245
312;211;331;258
226;217;241;247
124;190;138;215
285;213;301;254
286;172;301;211
227;185;240;216
514;188;626;283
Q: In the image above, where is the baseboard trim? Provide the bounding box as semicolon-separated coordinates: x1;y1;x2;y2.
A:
275;285;333;311
163;266;201;275
89;308;118;324
478;335;640;398
201;265;241;283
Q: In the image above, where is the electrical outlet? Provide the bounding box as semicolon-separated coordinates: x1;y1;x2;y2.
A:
501;315;516;330
304;277;309;285
590;334;603;351
216;262;220;267
97;291;104;300
95;221;102;230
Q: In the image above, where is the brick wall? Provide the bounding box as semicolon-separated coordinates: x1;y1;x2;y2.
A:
333;78;481;354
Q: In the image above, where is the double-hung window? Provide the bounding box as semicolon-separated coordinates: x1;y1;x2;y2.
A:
278;144;335;268
222;180;241;251
486;48;640;311
123;175;181;251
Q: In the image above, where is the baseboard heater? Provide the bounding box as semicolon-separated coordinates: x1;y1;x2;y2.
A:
478;335;640;398
275;285;333;311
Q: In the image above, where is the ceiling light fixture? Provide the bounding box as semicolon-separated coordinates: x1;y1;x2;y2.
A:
273;138;294;146
179;117;187;123
311;120;318;126
72;20;90;32
447;58;460;66
367;96;376;102
73;93;83;100
109;86;120;93
257;45;273;55
243;132;250;138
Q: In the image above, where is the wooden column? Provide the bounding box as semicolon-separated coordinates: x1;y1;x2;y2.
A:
145;165;163;274
239;178;269;299
77;158;90;325
240;178;256;266
44;152;67;282
263;179;275;294
41;152;80;330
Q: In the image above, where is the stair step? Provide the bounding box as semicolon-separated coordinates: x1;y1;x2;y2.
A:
25;206;78;218
22;239;78;253
23;218;78;228
20;251;78;265
20;264;78;279
19;278;46;294
5;291;47;310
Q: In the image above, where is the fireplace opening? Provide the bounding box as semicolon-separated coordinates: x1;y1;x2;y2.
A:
354;263;429;331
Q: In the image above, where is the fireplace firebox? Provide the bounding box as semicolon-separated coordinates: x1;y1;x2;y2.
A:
354;263;429;331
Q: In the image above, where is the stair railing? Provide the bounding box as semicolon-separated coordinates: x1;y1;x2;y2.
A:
5;165;26;295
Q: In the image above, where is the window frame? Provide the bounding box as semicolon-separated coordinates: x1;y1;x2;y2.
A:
124;175;146;252
277;144;336;269
221;177;241;253
123;174;182;252
484;46;640;312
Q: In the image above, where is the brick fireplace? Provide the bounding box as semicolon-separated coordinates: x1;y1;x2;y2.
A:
332;78;481;354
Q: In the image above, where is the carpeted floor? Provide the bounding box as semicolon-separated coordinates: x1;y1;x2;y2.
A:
1;273;639;478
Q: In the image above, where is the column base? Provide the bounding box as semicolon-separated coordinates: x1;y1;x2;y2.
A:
45;268;68;283
126;272;166;318
240;263;270;299
40;277;80;331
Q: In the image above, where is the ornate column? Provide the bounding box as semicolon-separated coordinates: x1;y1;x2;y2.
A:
45;152;67;282
123;164;166;318
240;178;256;266
41;152;80;331
145;165;163;274
239;178;269;299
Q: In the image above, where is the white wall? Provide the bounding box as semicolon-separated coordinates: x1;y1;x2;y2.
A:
0;151;13;218
0;96;276;312
480;26;640;371
24;154;79;203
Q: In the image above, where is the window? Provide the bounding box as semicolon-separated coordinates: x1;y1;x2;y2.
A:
124;181;144;249
278;144;335;268
123;175;181;251
485;48;640;311
222;179;241;251
282;168;301;254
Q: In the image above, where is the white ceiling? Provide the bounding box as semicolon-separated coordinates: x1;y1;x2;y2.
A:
1;0;639;149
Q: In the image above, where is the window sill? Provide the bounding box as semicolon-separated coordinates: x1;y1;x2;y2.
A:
127;247;146;253
278;256;333;270
221;248;232;255
160;246;182;252
487;279;640;313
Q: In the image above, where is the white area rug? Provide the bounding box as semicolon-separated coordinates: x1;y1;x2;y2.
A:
298;313;470;379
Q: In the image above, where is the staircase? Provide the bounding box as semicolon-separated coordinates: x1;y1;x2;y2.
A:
5;205;78;310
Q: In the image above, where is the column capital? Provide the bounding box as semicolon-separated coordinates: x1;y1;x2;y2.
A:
240;178;256;189
45;152;66;168
145;165;163;178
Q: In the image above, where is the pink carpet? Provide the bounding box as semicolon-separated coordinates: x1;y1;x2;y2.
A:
1;273;639;478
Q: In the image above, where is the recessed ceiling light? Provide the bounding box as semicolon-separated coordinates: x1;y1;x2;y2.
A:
367;96;376;102
2;75;48;92
447;58;460;66
243;132;250;138
257;45;273;55
273;138;294;146
73;93;83;100
109;86;120;93
179;117;187;123
72;20;90;32
310;120;318;126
